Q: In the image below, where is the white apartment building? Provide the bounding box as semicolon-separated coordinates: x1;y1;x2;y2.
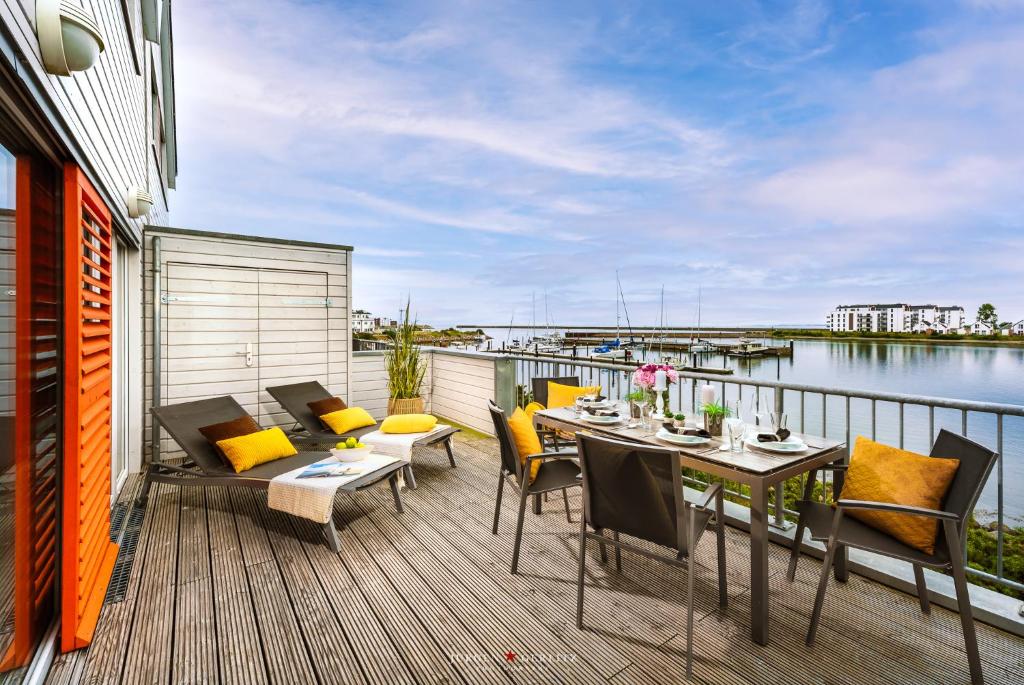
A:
826;303;966;333
352;309;375;333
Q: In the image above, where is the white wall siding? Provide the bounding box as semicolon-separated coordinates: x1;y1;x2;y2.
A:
143;228;352;462
1;0;171;237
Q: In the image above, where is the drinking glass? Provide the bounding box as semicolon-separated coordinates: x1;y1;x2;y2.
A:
726;417;745;453
771;412;788;434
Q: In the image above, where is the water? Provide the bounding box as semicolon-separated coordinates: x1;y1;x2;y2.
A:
483;330;1024;521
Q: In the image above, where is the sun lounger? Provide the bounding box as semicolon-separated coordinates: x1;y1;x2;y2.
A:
266;381;459;488
146;396;406;552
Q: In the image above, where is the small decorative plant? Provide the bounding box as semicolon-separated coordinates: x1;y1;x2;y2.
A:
385;297;427;415
701;402;731;436
625;390;646;418
673;412;686;427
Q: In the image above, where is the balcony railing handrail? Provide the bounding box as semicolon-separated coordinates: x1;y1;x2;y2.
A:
491;351;1024;417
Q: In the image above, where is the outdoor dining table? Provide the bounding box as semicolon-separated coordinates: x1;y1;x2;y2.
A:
534;406;847;647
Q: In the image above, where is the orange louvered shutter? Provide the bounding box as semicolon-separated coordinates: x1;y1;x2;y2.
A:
60;164;119;651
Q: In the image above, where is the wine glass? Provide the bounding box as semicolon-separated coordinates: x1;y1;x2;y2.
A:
726;416;745;453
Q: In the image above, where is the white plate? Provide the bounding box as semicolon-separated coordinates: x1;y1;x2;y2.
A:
744;436;806;453
656;428;711;446
580;413;623;425
577;398;611;409
330;445;374;462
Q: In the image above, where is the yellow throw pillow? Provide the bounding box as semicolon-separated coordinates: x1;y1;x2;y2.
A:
216;427;298;473
507;407;543;482
380;414;438;434
546;382;602;409
321;407;377;435
840;436;960;554
523;401;545;418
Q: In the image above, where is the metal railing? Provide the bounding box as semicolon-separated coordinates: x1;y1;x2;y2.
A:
354;338;393;351
502;352;1024;594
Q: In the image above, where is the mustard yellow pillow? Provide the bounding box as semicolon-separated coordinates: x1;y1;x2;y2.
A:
380;414;438;434
216;427;297;473
523;401;545;418
321;407;377;435
547;382;602;409
507;407;542;482
841;436;960;554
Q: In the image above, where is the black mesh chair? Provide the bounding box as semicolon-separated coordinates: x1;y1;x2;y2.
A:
531;376;580;451
795;430;998;685
487;401;581;573
531;376;580;408
575;433;727;680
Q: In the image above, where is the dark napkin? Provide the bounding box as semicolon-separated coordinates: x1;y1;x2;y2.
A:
584;407;619;417
684;428;712;438
757;429;792;443
662;422;680;433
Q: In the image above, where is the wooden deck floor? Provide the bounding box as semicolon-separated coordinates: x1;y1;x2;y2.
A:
44;433;1024;685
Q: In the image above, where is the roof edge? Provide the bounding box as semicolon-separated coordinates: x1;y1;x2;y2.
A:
144;224;354;251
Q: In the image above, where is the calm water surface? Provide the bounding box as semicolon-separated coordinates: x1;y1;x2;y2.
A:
487;331;1024;520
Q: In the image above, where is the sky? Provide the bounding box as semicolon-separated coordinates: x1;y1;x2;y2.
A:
169;0;1024;328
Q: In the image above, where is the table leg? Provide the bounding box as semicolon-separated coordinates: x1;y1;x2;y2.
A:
831;456;849;582
750;480;770;645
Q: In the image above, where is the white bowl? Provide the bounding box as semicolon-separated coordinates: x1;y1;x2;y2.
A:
656;428;711;446
330;445;374;462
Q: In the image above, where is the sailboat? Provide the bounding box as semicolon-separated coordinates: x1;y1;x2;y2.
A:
690;286;716;353
592;273;629;360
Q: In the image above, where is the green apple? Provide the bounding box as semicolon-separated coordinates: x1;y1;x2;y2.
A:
345;437;358;448
355;442;365;449
335;442;347;449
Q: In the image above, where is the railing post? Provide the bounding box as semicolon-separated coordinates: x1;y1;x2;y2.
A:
770;387;793;531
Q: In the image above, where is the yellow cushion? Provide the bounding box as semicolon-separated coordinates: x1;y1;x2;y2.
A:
380;414;438;434
216;427;297;474
507;407;542;482
546;382;602;409
840;436;960;554
320;407;377;435
523;401;545;418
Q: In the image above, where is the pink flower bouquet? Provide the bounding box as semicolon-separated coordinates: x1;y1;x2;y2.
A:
630;363;679;389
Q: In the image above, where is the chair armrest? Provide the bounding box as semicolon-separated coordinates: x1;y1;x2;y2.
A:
525;449;579;464
819;463;848;472
836;499;958;521
694;482;723;510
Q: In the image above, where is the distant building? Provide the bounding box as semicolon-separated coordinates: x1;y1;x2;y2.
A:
1013;320;1024;336
373;317;398;330
352;309;374;333
970;320;994;335
825;303;965;333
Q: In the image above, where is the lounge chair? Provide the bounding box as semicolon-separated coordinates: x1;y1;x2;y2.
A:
146;396;406;552
266;380;458;489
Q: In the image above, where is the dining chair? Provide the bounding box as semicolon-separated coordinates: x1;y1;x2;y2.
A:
487;400;582;574
530;375;579;408
574;432;727;680
793;429;998;685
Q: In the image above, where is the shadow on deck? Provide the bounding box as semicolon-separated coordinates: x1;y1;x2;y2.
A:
44;433;1024;685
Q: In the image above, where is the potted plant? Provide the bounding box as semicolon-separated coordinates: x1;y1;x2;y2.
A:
701;402;731;437
673;412;686;428
385;298;427;415
625;390;646;419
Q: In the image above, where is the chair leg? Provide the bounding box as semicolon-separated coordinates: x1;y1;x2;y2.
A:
389;473;404;514
807;509;844;647
945;520;984;685
686;506;697;680
444;437;457;467
594;528;608;564
562;488;572;523
787;515;807;582
511;486;530;574
403;463;418;490
613;531;622;572
913;564;931;615
576;518;587;629
491;470;506;535
788;472;817;582
533;493;542;515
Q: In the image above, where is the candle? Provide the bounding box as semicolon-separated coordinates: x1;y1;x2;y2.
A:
700;384;716;408
654;369;667;392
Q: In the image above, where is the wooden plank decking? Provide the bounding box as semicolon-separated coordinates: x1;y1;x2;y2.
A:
44;433;1024;685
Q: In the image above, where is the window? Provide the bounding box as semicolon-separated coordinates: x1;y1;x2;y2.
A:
151;81;166;185
120;0;142;75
